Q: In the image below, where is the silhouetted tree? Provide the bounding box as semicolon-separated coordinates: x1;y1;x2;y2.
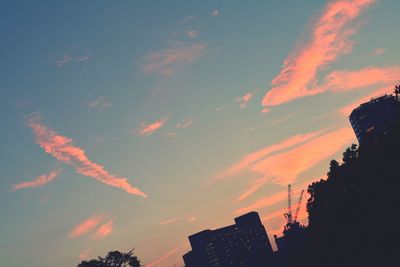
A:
77;249;141;267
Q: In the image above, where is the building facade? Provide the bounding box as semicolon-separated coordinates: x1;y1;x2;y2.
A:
349;94;400;144
183;212;274;267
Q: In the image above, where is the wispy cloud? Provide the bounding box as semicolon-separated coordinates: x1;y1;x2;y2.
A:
28;115;147;197
187;215;196;223
176;118;193;129
236;92;254;108
143;42;206;77
68;214;105;238
249;127;354;185
79;250;91;261
372;47;386;56
236;178;268;202
145;243;189;267
235;179;314;215
58;54;90;67
215;130;322;181
211;9;220;16
135;118;167;136
88;96;112;111
160;218;179;225
92;220;113;240
318;66;400;93
186;30;199;37
270;114;294;126
262;0;375;108
12;169;60;191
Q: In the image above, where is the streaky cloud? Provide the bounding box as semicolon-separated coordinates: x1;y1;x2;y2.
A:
12;169;61;191
135;118;167;136
262;0;375;108
145;243;189;267
92;220;113;240
250;128;355;185
68;214;105;238
28;115;147;197
143;42;206;77
215;130;323;181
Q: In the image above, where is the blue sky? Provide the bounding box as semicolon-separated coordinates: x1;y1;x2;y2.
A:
1;1;400;266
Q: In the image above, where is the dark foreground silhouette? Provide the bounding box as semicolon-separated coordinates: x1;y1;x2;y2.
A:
77;249;141;267
280;128;400;267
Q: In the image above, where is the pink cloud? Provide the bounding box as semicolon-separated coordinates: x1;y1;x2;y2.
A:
236;92;254;108
135;118;167;136
28;116;146;197
262;0;374;108
250;127;355;185
12;169;60;191
320;66;400;92
160;218;179;225
68;214;105;238
176;118;193;129
143;43;206;77
215;130;323;181
92;220;113;240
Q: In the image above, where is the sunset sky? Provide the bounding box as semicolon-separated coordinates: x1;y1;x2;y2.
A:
1;1;400;266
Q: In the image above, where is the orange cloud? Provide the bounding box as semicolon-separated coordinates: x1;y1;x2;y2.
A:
143;43;206;77
262;0;374;108
215;130;323;181
250;127;355;185
92;220;113;240
135;118;167;136
28;116;146;197
68;214;105;238
12;169;60;191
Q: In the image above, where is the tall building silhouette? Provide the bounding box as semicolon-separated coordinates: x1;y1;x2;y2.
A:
349;94;400;143
182;212;274;267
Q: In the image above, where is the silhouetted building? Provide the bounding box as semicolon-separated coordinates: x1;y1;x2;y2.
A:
182;212;274;267
349;94;400;143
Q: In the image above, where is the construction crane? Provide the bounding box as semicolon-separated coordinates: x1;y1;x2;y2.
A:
294;189;304;221
284;185;304;225
284;184;293;224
